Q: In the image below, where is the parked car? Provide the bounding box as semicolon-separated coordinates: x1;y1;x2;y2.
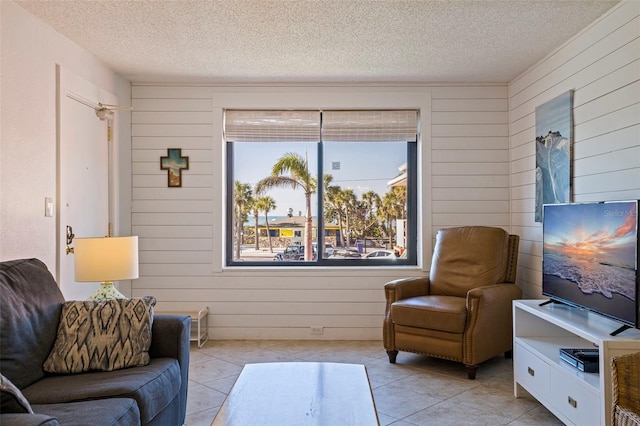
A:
328;248;362;259
363;249;396;259
356;239;383;248
274;244;317;261
322;243;335;257
313;243;335;259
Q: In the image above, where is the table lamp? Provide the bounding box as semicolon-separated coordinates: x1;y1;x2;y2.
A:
74;236;139;300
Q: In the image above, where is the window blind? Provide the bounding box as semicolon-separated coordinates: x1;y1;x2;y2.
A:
321;110;418;142
224;110;321;142
224;110;418;142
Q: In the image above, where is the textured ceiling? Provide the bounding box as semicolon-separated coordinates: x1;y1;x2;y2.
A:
15;0;620;84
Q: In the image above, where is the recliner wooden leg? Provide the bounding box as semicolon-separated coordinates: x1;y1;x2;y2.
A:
465;364;478;380
386;350;398;363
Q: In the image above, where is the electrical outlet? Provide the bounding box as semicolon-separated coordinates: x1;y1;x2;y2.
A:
310;326;324;335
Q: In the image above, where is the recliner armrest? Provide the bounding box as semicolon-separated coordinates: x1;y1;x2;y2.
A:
384;277;429;303
463;283;522;364
466;282;522;308
383;277;429;352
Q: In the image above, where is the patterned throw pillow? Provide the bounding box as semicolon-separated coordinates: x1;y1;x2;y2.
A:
1;373;34;413
43;296;156;374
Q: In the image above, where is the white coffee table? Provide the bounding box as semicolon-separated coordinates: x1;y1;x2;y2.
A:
211;362;379;426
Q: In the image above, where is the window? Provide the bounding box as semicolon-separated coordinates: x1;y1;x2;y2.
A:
225;110;417;266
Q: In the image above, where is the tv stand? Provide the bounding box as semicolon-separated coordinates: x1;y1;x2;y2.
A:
513;300;640;426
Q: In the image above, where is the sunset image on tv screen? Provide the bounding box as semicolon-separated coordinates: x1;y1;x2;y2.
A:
543;202;637;301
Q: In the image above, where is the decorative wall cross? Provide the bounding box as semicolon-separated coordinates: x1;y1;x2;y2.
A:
160;148;189;187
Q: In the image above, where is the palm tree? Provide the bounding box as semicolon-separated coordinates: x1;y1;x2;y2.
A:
234;181;253;259
323;174;344;247
333;188;356;248
379;192;395;247
256;152;317;260
254;196;277;252
361;190;381;239
379;187;406;248
250;200;260;250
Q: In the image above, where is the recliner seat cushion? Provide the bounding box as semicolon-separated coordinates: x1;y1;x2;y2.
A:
22;358;179;425
391;295;467;333
429;227;509;297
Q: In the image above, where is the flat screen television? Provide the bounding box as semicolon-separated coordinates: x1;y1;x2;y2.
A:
542;200;640;335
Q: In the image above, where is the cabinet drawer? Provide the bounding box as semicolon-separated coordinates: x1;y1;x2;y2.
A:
549;369;600;425
515;343;549;397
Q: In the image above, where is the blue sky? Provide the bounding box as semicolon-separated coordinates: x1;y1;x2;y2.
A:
234;141;406;217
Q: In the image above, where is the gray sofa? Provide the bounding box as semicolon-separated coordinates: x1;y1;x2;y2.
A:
0;258;191;426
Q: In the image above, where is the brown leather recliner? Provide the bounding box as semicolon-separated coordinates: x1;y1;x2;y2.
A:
383;226;521;379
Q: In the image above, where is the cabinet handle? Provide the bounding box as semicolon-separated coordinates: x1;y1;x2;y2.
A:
568;396;577;408
527;367;535;377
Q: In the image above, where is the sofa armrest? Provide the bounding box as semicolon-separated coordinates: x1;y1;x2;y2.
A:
464;283;522;364
0;413;59;426
150;314;191;424
150;314;191;360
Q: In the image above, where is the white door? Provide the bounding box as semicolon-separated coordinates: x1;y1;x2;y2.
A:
57;66;117;300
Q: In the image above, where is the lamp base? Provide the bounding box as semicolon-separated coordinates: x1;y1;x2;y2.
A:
88;282;127;300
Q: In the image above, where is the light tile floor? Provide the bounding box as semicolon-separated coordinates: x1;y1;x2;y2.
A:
184;340;563;426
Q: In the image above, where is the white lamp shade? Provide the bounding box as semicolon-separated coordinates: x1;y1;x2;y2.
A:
74;236;139;282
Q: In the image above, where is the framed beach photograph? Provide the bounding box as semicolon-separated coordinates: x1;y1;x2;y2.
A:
535;91;573;222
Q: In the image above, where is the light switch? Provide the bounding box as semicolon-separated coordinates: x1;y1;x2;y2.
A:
45;197;54;217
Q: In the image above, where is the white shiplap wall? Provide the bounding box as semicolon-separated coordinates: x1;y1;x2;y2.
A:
130;84;510;340
431;86;510;235
509;1;640;299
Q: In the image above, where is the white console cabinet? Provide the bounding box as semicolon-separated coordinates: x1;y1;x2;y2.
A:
513;300;640;426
